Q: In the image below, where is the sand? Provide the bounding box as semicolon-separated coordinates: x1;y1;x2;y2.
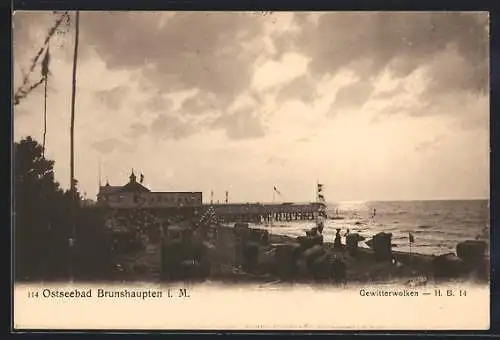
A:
87;223;490;287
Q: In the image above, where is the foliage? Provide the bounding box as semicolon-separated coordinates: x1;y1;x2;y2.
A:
13;136;112;281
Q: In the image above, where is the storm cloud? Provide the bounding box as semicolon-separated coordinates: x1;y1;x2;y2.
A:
332;80;375;111
13;11;489;201
211;108;266;140
150;113;195;140
275;12;488;107
81;12;264;106
14;11;489;138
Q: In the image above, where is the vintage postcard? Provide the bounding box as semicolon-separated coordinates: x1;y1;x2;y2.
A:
12;11;490;330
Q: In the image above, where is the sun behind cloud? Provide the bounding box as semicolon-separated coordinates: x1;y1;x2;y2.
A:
13;11;489;202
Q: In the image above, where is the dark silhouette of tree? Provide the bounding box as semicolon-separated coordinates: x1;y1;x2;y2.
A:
14;136;112;281
14;136;71;280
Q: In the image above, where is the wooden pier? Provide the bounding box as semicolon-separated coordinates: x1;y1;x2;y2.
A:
201;203;321;223
99;202;321;224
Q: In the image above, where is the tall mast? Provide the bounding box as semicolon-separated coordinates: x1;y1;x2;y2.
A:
70;10;80;200
316;182;326;233
271;186;275;227
69;10;80;282
41;45;50;159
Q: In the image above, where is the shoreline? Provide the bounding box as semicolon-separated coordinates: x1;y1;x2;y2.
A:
204;224;489;285
13;222;489;286
268;228;434;257
239;220;464;257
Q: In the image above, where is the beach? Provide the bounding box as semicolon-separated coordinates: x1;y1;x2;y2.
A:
208;224;488;285
103;216;489;286
16;199;488;286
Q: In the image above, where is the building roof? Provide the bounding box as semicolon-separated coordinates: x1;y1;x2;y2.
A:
98;169;151;196
118;181;151;193
118;169;151;193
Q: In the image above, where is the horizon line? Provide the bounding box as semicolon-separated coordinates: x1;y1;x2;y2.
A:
202;197;490;203
82;197;489;203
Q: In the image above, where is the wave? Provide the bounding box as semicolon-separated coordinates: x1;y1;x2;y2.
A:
404;242;452;248
245;201;488;256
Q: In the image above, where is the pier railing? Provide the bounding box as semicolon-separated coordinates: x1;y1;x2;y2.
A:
202;203;320;223
98;202;321;224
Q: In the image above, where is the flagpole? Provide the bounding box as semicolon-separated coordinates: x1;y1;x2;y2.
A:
42;56;48;159
271;187;275;230
314;182;317;228
70;10;80;203
69;10;80;283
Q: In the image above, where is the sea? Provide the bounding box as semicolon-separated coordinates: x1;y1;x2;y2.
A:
247;200;490;256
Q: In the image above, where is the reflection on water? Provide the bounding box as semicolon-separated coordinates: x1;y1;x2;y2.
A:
235;200;489;256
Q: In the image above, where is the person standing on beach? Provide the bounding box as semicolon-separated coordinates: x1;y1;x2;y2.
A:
334;228;342;250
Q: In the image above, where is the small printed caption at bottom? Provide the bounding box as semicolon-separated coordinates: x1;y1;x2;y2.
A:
358;288;468;297
27;287;192;300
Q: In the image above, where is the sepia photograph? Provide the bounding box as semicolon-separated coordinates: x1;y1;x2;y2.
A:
12;10;490;330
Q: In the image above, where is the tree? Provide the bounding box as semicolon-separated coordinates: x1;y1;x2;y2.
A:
14;136;77;280
14;136;113;281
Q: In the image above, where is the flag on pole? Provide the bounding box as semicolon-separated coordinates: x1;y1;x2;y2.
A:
409;232;415;244
273;186;281;195
41;46;50;78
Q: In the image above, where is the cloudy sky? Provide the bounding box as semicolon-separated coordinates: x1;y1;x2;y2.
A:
13;11;489;203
